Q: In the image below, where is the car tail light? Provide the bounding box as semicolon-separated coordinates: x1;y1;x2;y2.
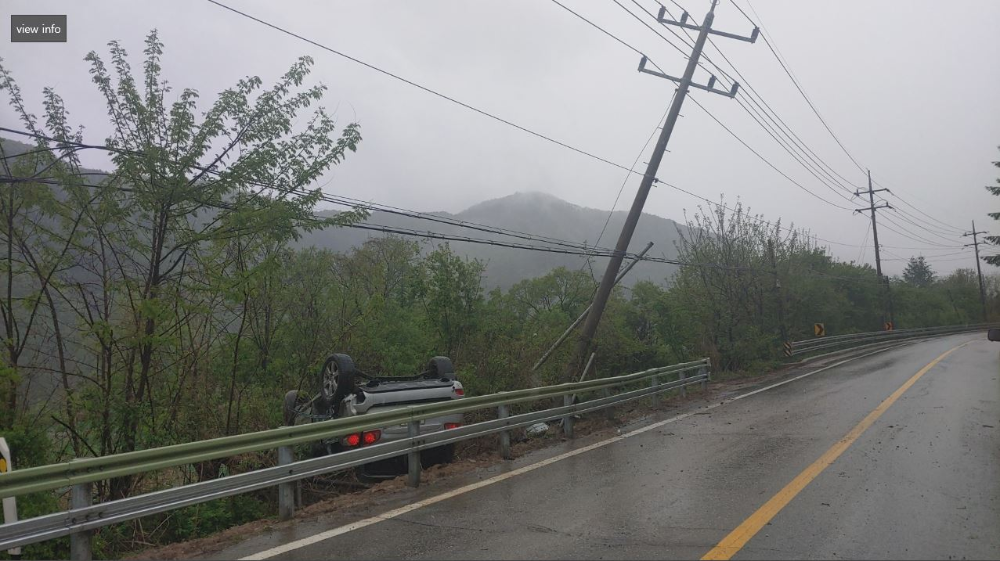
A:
362;430;381;445
344;433;361;447
454;388;465;396
444;422;461;430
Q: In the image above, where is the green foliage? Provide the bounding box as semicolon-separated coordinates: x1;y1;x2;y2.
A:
903;256;935;287
0;425;69;560
985;147;1000;265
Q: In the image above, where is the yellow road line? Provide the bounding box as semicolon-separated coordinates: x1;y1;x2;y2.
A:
701;341;969;561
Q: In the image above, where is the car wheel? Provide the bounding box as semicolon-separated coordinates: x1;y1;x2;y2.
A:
282;390;308;426
318;353;357;417
426;356;456;381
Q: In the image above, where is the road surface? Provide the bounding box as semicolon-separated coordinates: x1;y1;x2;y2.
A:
207;334;1000;560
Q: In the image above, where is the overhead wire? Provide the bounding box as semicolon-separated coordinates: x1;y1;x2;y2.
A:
613;0;857;210
3;130;889;286
204;0;650;180
545;1;960;254
653;1;863;197
878;214;964;248
731;0;968;242
733;0;867;175
856;220;870;263
653;0;969;253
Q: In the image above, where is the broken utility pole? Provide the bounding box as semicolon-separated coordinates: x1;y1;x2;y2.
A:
532;242;654;377
565;0;757;380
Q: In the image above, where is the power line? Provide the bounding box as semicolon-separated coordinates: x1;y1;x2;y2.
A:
731;0;968;243
204;0;648;180
872;178;966;233
856;220;871;263
878;214;963;248
549;0;668;73
686;95;853;211
884;205;965;244
0;126;634;256
670;0;966;246
616;2;858;210
655;1;863;197
733;0;867;175
594;100;673;251
613;0;692;60
878;199;963;239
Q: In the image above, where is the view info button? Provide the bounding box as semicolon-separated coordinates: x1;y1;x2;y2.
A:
11;15;67;42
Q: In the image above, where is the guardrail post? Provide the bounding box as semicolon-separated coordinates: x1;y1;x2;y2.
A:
70;482;92;561
562;394;574;438
700;364;709;392
407;420;421;487
602;386;614;420
277;445;295;520
498;404;512;460
679;369;687;398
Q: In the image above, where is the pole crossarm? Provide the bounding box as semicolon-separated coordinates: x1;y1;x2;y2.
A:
854;202;891;214
638;57;739;97
655;6;759;43
854;188;888;197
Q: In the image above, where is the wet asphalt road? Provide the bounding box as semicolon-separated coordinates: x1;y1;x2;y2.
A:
208;334;1000;560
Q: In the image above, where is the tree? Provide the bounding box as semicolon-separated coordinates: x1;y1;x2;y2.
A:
986;146;1000;266
0;30;364;499
903;256;935;287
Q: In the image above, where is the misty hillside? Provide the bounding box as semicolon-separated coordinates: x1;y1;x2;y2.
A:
299;191;688;289
2;137;687;289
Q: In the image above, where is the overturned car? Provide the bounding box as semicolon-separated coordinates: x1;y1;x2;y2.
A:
283;353;465;479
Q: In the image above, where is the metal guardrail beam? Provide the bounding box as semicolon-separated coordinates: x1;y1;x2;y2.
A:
0;359;710;554
784;323;994;357
0;359;708;499
0;372;708;550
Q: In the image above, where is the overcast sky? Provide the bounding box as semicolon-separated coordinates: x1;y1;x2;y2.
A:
4;0;999;276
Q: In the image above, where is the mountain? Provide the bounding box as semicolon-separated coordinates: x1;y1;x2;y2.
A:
0;136;688;289
298;191;689;289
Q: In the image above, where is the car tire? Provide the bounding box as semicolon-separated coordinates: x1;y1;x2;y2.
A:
426;356;456;381
318;353;357;417
283;390;307;426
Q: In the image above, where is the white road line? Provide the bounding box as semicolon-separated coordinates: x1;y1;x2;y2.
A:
242;344;906;560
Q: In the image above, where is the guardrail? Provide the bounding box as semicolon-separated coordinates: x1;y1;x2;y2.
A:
783;323;995;357
0;358;710;558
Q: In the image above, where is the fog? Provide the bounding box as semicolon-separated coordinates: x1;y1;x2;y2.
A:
3;0;999;276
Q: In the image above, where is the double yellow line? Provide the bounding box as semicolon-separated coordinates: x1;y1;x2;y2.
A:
701;342;969;560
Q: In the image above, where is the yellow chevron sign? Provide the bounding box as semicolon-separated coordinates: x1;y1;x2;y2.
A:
814;323;825;337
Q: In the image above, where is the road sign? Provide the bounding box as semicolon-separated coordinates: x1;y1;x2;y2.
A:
0;438;20;556
814;323;825;337
884;322;894;331
783;342;792;357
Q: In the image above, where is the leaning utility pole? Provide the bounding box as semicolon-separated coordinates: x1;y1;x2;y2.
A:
565;0;757;378
963;220;989;321
854;170;893;328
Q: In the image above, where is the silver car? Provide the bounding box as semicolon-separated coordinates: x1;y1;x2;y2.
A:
284;354;465;479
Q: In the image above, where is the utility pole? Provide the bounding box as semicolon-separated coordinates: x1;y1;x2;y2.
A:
854;170;893;329
963;220;989;321
564;1;757;379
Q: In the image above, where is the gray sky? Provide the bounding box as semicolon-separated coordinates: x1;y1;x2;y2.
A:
4;0;999;276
